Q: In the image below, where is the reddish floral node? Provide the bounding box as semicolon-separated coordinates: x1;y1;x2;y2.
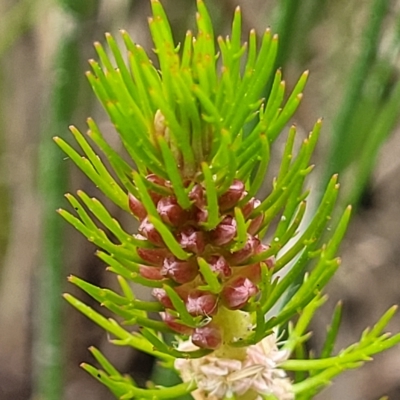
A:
161;256;199;284
139;265;164;281
229;234;260;265
206;255;232;279
138;217;164;246
128;193;147;221
218;179;245;211
157;196;188;226
177;227;206;254
188;184;205;208
221;276;259;310
210;216;237;246
152;288;174;309
186;290;218;316
191;323;222;349
137;246;171;266
161;312;193;335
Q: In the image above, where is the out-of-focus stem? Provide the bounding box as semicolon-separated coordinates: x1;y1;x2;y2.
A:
324;0;390;183
274;0;301;69
0;0;41;58
33;3;97;399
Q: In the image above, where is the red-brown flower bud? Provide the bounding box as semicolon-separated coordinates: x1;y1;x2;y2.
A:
191;323;222;349
248;213;264;235
128;193;147;220
161;312;193;335
206;255;232;279
146;174;168;204
235;263;261;283
157;196;188;226
138;217;164;246
161;257;198;284
178;227;205;254
218;180;245;211
186;290;218;316
254;243;275;269
189;184;205;208
229;234;260;265
210;216;237;246
152;288;174;309
137;246;170;266
221;276;258;310
195;207;208;224
241;198;261;219
139;265;164;281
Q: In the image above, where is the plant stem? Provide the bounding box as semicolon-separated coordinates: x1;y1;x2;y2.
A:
33;3;97;398
324;0;390;184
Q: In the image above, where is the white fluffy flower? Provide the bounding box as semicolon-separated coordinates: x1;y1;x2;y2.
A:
175;332;294;400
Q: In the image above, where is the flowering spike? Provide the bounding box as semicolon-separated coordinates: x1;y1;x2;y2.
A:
58;1;400;399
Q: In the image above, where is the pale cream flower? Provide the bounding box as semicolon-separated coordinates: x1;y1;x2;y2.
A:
174;332;294;400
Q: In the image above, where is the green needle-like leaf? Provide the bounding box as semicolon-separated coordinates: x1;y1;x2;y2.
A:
201;162;220;230
197;257;222;293
320;301;343;358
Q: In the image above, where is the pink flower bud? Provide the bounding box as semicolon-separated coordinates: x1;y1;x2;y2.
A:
146;174;168;204
178;227;205;254
241;198;261;219
161;257;198;284
191;323;222;349
229;234;260;265
152;288;174;309
189;184;205;208
146;174;167;186
206;255;232;279
221;276;258;310
218;180;245;211
137;247;170;266
254;243;275;269
210;216;237;246
139;265;164;280
128;193;147;220
235;263;261;283
161;312;193;335
186;290;218;316
138;217;164;246
195;207;208;224
248;213;264;235
157;196;188;226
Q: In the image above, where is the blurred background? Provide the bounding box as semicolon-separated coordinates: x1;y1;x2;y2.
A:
1;0;400;399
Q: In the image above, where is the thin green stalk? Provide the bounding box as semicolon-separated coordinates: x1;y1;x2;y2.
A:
324;0;390;182
274;0;301;68
33;3;97;399
0;0;41;58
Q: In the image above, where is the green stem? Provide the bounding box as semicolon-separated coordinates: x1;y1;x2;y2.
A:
33;3;97;399
324;0;390;183
274;0;301;68
0;0;41;58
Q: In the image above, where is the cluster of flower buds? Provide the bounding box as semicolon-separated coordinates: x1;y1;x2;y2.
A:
129;174;274;350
